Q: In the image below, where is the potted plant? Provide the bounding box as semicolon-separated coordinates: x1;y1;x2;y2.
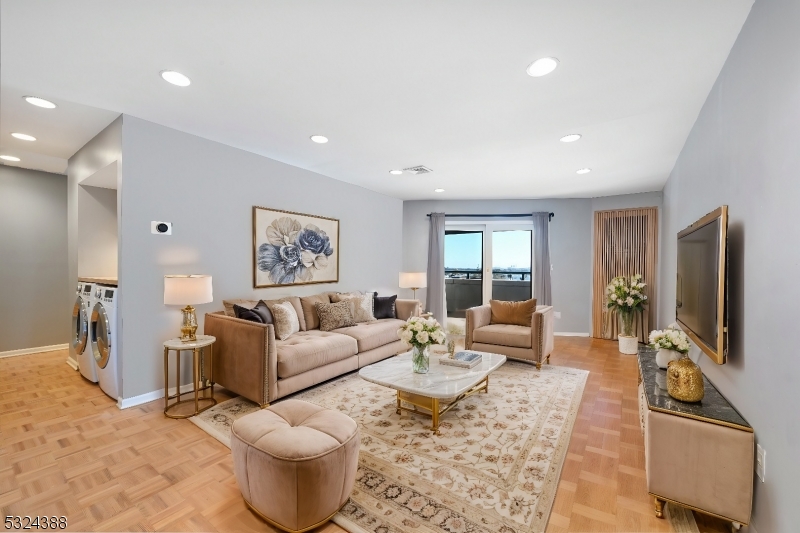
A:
398;316;446;373
605;274;648;354
649;327;691;369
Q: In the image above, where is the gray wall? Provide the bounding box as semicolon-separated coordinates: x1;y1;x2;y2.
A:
78;185;118;278
0;166;69;352
658;0;797;529
403;193;662;333
118;116;403;399
67;116;122;366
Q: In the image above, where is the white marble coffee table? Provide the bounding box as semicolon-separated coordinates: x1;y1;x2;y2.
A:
359;351;506;433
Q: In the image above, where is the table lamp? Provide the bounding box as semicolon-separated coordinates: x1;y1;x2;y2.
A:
399;272;427;299
164;275;213;342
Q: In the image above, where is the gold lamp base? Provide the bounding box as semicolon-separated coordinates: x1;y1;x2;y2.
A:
179;305;199;342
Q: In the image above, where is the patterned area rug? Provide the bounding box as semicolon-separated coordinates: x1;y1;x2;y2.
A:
192;361;588;533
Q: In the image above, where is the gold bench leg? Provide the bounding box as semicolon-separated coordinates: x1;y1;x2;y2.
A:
654;496;664;518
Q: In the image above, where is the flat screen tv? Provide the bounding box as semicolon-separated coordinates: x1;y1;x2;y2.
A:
676;206;728;364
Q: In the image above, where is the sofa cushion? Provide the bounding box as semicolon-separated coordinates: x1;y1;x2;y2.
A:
334;318;405;353
472;324;532;349
331;293;376;323
317;301;356;331
373;295;397;319
234;301;273;324
300;293;331;330
262;296;306;331
276;330;358;379
268;301;301;341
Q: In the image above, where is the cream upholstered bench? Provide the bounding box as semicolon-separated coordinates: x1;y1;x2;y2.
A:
231;400;359;532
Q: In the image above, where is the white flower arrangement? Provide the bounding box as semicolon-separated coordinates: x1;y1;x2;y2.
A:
398;316;446;349
649;327;690;354
605;274;648;312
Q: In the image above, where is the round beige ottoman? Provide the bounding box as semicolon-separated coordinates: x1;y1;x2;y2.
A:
231;399;359;532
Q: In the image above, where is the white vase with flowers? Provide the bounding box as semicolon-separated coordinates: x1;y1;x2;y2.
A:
605;274;648;354
398;316;446;373
649;327;691;369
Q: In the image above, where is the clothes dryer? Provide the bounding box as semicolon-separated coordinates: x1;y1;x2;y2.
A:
91;285;120;399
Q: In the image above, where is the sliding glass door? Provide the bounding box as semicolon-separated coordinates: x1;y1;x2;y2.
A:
444;231;483;318
444;223;533;318
491;229;532;301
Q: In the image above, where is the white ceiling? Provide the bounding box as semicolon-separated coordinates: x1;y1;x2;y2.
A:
0;0;752;199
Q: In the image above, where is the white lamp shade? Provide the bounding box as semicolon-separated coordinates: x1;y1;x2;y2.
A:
164;275;213;305
399;272;427;289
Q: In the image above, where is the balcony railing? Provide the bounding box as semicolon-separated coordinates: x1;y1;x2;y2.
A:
445;269;532;318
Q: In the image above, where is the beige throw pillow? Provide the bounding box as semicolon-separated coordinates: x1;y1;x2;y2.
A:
268;301;300;340
316;301;356;331
331;293;376;323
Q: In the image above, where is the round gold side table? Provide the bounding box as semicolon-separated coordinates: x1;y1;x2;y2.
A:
163;335;217;419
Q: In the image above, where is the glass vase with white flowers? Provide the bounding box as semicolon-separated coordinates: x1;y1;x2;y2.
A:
398;316;446;373
606;274;648;354
649;327;691;369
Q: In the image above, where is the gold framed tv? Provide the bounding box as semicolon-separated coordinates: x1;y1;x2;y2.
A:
676;206;728;364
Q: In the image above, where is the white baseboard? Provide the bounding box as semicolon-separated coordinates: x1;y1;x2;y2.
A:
0;343;69;359
66;356;79;370
554;332;590;337
117;382;199;410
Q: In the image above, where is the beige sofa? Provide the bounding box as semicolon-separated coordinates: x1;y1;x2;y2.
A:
465;304;555;369
205;294;420;407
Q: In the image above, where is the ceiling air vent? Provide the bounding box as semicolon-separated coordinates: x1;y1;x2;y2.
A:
403;165;433;175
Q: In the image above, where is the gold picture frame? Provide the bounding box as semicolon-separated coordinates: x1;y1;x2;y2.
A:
252;206;340;288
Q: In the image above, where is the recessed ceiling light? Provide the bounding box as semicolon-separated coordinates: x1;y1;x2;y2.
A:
560;134;582;143
0;155;21;162
160;70;191;87
576;168;592;175
23;96;56;109
389;170;403;175
434;188;445;193
310;135;328;144
526;57;559;77
11;133;36;141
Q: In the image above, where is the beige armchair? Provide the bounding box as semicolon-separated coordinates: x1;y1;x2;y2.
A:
465;304;555;369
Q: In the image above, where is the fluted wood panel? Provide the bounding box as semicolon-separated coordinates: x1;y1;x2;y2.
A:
592;207;658;339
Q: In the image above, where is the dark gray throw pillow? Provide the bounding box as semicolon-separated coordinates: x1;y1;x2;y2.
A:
234;301;273;324
373;294;397;319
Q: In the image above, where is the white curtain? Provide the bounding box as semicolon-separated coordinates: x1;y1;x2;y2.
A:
426;213;446;325
532;212;552;305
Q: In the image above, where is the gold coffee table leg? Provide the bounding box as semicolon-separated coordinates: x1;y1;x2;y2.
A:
431;398;440;434
396;391;401;415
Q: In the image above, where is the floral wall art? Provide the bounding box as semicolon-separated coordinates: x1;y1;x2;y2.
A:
253;206;339;287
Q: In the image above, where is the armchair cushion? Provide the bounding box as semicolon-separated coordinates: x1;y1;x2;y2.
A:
490;298;536;327
472;324;532;349
276;330;358;379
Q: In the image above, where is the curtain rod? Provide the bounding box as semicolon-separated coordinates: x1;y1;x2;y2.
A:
426;212;554;221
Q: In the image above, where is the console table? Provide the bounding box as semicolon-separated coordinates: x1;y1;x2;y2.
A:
637;348;753;529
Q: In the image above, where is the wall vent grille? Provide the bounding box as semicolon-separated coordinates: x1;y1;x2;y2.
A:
403;165;433;175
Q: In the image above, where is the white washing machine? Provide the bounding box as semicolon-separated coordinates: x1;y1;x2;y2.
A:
90;285;120;399
72;282;98;382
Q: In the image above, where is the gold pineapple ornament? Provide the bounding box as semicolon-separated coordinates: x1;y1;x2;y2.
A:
667;357;705;402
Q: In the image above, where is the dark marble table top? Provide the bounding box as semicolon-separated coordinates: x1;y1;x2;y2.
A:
637;347;751;431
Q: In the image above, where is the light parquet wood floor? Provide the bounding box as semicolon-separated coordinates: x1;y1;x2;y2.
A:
1;338;729;532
